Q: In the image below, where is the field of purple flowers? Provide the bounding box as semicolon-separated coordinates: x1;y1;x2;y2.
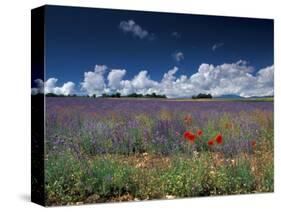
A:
45;98;273;205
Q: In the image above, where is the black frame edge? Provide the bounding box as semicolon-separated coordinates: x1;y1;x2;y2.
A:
31;6;45;206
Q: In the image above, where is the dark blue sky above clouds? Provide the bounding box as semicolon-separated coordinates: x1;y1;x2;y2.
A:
32;5;274;97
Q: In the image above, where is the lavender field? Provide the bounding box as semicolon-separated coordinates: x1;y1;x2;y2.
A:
45;97;274;205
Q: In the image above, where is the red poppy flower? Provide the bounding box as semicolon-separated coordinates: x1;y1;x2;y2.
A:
251;140;256;147
207;140;214;146
215;133;223;144
197;129;203;136
184;131;196;143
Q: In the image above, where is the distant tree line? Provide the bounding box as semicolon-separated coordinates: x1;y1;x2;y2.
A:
100;92;166;98
127;92;166;98
192;93;212;99
101;93;121;98
38;92;213;99
45;93;78;97
43;92;167;98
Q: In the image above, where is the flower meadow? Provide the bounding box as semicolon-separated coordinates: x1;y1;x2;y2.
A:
45;98;274;205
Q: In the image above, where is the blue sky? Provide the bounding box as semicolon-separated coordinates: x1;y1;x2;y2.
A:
32;5;274;97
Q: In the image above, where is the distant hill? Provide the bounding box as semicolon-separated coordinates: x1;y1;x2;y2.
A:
215;94;274;99
245;95;274;99
215;94;243;99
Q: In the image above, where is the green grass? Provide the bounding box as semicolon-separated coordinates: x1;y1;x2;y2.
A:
45;149;273;205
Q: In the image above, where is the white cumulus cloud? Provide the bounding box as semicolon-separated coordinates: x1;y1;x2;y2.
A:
31;79;44;95
173;51;184;62
81;65;107;96
109;70;159;96
31;78;75;95
36;61;274;99
118;61;273;98
119;20;152;39
212;42;224;51
189;61;273;98
59;82;76;95
44;78;58;94
107;69;126;91
119;80;134;96
45;78;75;95
156;66;195;98
131;70;158;93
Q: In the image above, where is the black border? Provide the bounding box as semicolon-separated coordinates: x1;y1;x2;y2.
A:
31;6;45;206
